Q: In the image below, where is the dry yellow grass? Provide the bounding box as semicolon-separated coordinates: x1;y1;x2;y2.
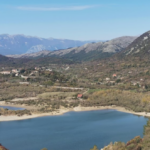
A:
37;92;77;100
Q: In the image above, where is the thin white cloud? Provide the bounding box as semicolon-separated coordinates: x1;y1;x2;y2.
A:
16;5;98;11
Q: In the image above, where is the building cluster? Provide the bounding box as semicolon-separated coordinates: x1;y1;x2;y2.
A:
0;69;20;76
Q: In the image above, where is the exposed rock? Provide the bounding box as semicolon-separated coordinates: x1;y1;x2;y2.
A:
118;30;150;57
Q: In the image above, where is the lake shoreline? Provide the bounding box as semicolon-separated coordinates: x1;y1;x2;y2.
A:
0;105;150;122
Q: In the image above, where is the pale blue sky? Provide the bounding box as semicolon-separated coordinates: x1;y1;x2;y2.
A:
1;0;150;40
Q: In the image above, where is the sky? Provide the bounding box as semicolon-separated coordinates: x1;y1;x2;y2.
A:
1;0;150;40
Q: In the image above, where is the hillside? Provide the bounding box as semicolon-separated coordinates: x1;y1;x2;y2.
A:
118;30;150;58
0;54;32;67
0;54;74;68
0;34;99;55
8;36;137;61
0;54;9;62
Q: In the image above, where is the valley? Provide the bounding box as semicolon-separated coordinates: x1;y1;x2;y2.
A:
1;30;150;150
2;1;150;150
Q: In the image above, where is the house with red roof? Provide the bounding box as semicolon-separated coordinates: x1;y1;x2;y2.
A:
77;94;83;99
113;74;117;77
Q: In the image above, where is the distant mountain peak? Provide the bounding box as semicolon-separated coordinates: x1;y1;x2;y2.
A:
0;34;100;55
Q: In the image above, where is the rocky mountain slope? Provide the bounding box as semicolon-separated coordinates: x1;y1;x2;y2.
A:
118;31;150;58
0;34;99;55
9;36;137;61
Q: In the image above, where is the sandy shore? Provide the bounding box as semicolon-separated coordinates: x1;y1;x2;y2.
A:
0;108;72;122
0;105;150;122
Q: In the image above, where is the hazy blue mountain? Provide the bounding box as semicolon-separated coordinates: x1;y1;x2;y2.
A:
0;34;100;55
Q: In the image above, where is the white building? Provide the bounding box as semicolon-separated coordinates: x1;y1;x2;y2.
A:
0;71;11;75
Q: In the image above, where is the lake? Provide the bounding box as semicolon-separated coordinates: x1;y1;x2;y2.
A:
0;109;148;150
0;106;25;110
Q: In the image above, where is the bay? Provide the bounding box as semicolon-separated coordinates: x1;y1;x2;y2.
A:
0;109;148;150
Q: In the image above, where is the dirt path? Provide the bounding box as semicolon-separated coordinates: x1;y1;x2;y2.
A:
11;97;38;101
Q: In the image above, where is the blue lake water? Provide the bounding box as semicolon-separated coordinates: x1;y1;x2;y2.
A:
0;106;25;110
0;109;148;150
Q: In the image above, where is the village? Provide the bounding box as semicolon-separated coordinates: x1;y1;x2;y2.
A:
0;59;150;118
0;60;149;92
0;57;150;115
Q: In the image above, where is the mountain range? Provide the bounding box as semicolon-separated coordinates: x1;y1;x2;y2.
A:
9;36;137;61
0;34;99;55
2;30;150;66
